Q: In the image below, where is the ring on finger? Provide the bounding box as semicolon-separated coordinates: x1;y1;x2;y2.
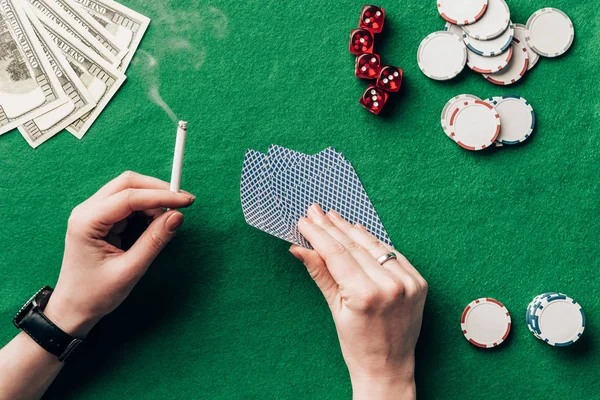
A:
377;252;397;265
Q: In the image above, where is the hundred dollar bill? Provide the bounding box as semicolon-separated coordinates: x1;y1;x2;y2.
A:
70;0;150;71
18;4;96;148
35;7;126;138
26;0;120;67
0;0;67;135
50;0;128;62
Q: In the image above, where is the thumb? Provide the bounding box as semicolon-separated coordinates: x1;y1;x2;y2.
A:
290;245;338;306
124;210;184;273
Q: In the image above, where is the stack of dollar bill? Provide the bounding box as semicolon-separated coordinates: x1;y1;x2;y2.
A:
0;0;149;148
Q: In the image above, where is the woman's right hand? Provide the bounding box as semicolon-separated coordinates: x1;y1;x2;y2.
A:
290;204;427;400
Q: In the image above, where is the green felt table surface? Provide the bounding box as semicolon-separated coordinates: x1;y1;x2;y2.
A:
1;0;599;398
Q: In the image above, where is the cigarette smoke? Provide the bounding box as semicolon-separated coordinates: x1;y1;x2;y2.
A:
133;50;179;124
131;4;229;123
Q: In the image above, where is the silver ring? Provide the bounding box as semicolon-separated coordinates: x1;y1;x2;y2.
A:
377;252;397;265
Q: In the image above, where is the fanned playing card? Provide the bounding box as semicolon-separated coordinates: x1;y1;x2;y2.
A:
240;145;392;248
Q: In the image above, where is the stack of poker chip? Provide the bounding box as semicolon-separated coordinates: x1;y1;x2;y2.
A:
441;94;535;150
417;0;575;85
526;292;586;347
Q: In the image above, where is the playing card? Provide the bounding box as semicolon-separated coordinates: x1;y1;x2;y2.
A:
284;154;392;247
240;145;392;249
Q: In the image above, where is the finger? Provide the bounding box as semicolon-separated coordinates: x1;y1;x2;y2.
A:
142;208;166;220
297;216;370;291
90;171;194;202
308;205;395;284
121;210;184;277
290;245;339;308
89;171;172;201
94;189;195;227
351;220;425;282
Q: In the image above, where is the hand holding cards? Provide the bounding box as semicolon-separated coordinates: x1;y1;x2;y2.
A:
240;145;392;249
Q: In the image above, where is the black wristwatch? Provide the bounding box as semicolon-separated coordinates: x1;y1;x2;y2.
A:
13;286;84;362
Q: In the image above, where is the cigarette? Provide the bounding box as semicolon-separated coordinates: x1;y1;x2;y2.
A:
170;120;187;193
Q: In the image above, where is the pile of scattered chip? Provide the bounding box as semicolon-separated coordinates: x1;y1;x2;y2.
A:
441;94;535;150
461;298;512;349
526;292;586;347
349;5;403;114
417;0;575;85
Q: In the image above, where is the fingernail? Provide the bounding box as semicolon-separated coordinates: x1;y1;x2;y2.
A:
355;223;367;232
328;209;341;220
298;217;311;226
289;247;304;263
166;212;184;233
311;203;325;215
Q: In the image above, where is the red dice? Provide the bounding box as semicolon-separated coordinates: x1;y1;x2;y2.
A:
349;28;374;55
376;66;403;93
359;5;385;33
355;53;381;79
359;85;388;115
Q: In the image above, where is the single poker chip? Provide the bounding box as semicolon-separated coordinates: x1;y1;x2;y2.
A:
463;0;510;40
532;294;586;346
483;42;529;85
417;31;467;80
466;43;513;73
489;95;535;144
526;8;574;58
448;99;500;150
437;0;488;26
513;23;540;70
461;298;511;348
443;21;465;37
441;94;481;138
463;22;514;56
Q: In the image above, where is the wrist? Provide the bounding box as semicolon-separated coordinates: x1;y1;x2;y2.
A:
351;374;416;400
43;295;98;338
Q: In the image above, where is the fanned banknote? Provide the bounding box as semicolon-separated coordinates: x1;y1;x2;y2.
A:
25;0;119;67
0;0;68;135
0;0;148;147
18;2;96;148
69;0;150;71
34;7;126;139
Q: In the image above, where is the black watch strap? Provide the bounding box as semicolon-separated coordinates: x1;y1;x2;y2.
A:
13;286;84;362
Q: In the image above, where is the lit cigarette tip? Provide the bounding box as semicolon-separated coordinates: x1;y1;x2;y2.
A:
178;120;188;130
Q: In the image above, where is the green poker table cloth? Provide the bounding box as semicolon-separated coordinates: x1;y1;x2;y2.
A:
0;0;598;399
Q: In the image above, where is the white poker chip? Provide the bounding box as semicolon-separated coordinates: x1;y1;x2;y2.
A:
483;42;529;85
487;95;535;145
441;94;481;138
462;0;510;40
443;21;464;37
448;99;500;150
526;8;574;58
437;0;488;26
463;22;514;56
513;23;540;70
533;296;585;346
466;43;513;73
417;31;466;81
461;298;511;348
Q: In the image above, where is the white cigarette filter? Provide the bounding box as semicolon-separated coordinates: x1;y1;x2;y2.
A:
170;120;188;192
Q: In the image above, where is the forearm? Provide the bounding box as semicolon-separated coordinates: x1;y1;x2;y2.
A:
352;375;417;400
0;332;64;400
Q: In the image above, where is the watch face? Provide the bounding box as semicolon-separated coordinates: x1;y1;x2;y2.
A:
13;286;52;326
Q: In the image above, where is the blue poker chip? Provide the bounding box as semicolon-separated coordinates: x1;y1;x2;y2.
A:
489;95;535;145
525;293;585;346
